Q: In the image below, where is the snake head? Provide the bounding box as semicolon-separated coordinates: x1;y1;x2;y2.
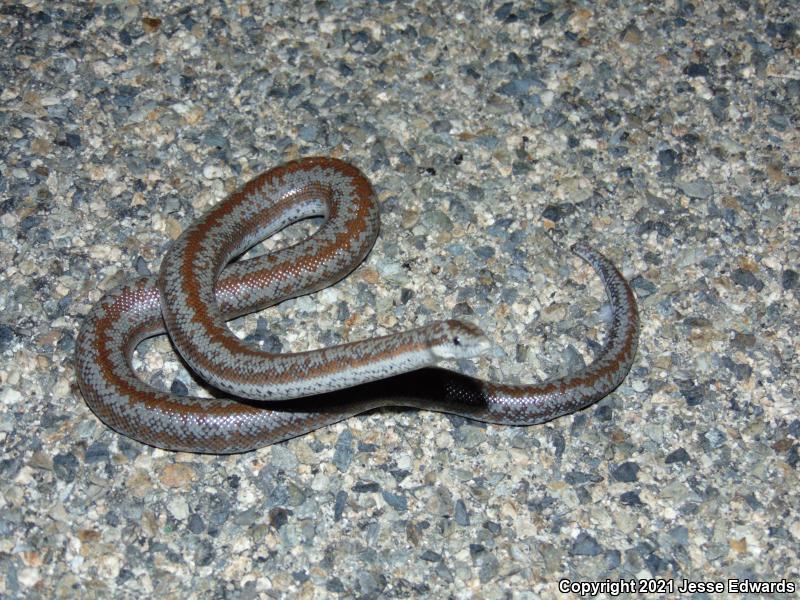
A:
431;320;492;360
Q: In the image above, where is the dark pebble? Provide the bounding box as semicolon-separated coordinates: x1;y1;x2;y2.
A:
679;383;709;406
544;109;567;130
511;160;532;176
41;411;69;430
357;441;377;452
287;83;304;98
269;507;289;530
683;316;711;328
611;461;640;482
116;568;133;584
721;356;752;381
420;550;441;562
486;217;515;237
787;79;800;99
0;458;21;479
782;269;798;290
473;135;498;149
497;74;544;97
541;203;574;222
20;215;41;232
170;379;189;396
484;520;501;534
657;148;678;168
180;14;196;30
203;496;230;529
454;499;469;526
194;540;214;567
117;437;140;461
381;490;407;512
0;324;15;351
731;331;755;350
326;578;345;593
669;525;689;545
665;448;690;464
53;452;79;482
333;490;347;522
766;20;796;39
731;268;764;291
644;552;668;575
769;113;790;132
631;276;657;297
620;491;644;507
594;404;613;421
430;119;452;133
681;132;700;146
333;428;354;472
65;132;81;148
202;132;226;149
527;495;557;516
565;470;603;485
298;124;317;142
262;481;290;508
359;573;386;596
84;442;109;463
104;511;120;527
352;481;381;493
114;85;138;108
605;549;621;570
637;220;671;237
336;300;350;321
245;319;282;351
134;256;151;276
506;51;524;69
293;570;309;583
34;10;51;24
743;493;762;510
570;412;587;434
550;430;566;459
390;469;409;483
617;166;632;178
570;532;602;556
337;61;352;76
788;445;799;468
187;513;205;533
710;93;730;121
684;63;710;77
479;554;500;582
494;2;514;21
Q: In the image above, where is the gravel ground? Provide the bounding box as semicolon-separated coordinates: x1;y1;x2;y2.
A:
1;1;798;598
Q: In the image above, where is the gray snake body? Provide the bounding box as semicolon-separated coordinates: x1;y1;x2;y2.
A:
75;157;639;454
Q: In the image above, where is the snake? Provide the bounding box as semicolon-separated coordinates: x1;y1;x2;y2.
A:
75;157;639;454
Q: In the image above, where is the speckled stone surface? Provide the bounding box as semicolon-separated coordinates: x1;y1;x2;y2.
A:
1;1;798;598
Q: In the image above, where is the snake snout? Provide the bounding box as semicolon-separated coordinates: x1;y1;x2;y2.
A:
432;319;492;360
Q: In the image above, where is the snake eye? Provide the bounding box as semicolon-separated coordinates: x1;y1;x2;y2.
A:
452;336;461;346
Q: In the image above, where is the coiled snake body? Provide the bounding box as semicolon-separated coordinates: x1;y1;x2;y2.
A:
76;157;639;453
